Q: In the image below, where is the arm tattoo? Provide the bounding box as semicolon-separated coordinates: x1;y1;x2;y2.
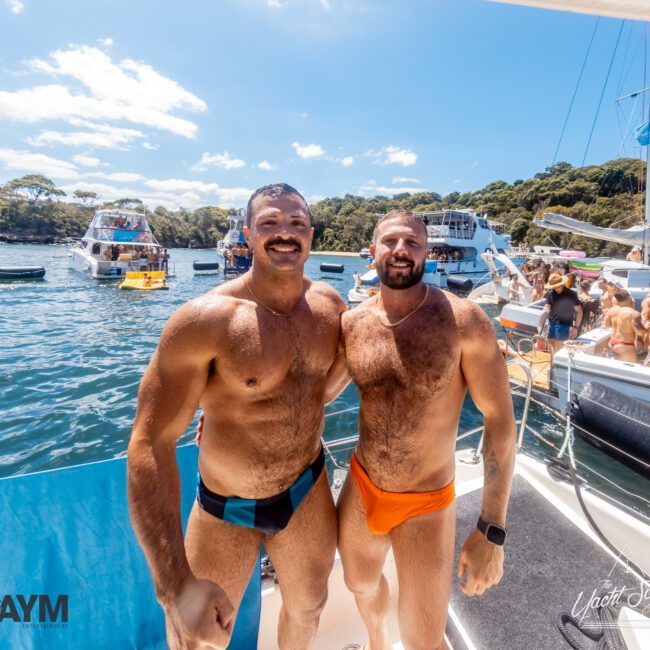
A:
483;438;500;486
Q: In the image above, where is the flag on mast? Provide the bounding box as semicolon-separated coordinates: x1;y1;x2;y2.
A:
635;121;650;146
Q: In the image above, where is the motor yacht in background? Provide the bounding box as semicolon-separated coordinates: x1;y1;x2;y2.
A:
68;208;167;280
215;213;252;276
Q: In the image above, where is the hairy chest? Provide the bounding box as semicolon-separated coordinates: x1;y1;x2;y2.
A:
344;306;461;397
213;302;340;392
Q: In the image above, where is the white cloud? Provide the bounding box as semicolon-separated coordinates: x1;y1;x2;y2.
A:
292;141;325;159
192;151;246;172
62;178;253;210
358;181;423;197
0;147;79;179
320;0;331;9
340;156;354;167
300;112;308;119
90;171;146;183
72;154;104;168
369;145;417;167
0;45;206;139
258;160;275;171
7;0;24;14
28;121;144;149
98;38;113;47
393;176;420;184
145;178;220;193
268;0;283;8
308;193;325;203
143;142;158;151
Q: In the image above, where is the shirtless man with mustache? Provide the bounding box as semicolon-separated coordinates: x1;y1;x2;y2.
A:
338;210;516;650
128;184;348;650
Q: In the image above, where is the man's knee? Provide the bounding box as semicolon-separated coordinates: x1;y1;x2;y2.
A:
342;561;385;599
283;584;328;625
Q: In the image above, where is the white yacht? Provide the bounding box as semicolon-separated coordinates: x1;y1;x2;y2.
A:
215;214;252;276
418;210;525;284
68;208;166;280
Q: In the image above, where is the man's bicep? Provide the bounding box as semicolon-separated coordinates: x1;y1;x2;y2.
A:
132;310;213;445
461;311;513;419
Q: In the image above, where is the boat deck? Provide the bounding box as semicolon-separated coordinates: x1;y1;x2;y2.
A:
446;475;641;650
507;349;553;392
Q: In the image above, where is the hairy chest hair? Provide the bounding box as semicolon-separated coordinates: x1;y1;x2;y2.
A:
344;302;461;397
214;297;339;391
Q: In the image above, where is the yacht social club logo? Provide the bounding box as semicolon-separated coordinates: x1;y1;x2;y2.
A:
0;594;68;626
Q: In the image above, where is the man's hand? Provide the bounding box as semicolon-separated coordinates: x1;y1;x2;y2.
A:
457;529;504;597
164;575;235;650
569;326;578;339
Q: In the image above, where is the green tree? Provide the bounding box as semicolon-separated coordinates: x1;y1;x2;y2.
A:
4;175;65;207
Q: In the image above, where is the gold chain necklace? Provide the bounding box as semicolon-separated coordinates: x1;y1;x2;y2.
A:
374;285;429;328
244;278;304;317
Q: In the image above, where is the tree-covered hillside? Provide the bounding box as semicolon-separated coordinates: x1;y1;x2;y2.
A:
0;158;646;256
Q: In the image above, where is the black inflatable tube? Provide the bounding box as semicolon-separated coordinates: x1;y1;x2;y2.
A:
0;266;46;279
570;381;650;478
446;276;473;291
320;263;344;273
193;261;220;271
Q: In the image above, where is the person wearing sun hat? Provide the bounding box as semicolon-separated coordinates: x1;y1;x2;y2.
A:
540;273;583;351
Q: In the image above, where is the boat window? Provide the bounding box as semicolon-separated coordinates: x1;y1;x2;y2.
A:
612;270;629;278
478;218;489;229
92;243;100;255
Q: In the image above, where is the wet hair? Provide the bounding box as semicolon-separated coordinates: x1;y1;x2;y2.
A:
373;210;428;242
245;183;311;228
614;289;631;303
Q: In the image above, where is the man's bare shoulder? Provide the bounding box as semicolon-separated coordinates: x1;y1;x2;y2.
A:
307;278;347;313
159;288;243;350
342;297;377;334
439;290;494;339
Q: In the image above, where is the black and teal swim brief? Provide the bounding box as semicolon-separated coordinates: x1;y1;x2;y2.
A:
196;447;325;536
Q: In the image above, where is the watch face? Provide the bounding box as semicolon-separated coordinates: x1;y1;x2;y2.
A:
486;524;506;545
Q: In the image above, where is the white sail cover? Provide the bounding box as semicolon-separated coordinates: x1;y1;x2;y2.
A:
534;212;650;246
491;1;650;21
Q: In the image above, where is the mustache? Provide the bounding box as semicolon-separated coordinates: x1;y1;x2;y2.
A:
265;237;302;251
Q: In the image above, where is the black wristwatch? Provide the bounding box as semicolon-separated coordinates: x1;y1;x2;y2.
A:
477;515;507;546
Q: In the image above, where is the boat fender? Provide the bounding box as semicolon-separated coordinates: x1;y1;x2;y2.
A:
570;381;650;478
320;263;344;273
446;276;473;291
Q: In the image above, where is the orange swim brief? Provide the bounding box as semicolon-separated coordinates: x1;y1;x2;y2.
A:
349;452;455;535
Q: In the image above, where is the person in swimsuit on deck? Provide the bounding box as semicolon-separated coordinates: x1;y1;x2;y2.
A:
127;183;349;650
338;210;517;650
604;289;645;363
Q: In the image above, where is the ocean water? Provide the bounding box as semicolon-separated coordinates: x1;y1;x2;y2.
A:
0;243;647;516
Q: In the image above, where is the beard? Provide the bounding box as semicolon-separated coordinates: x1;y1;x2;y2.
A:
375;257;425;289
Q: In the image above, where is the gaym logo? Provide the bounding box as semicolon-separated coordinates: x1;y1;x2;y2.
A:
0;595;68;623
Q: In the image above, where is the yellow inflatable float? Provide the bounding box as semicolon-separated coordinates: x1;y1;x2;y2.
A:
119;271;169;291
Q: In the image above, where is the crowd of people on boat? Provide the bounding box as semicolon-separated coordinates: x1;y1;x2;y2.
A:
426;247;464;262
101;244;169;271
518;257;649;364
224;242;251;267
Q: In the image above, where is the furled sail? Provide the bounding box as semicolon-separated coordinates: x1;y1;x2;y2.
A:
534;212;650;246
491;1;650;21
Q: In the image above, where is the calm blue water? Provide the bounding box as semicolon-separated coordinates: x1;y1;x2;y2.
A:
0;244;647;515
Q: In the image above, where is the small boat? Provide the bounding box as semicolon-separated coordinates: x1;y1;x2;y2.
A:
215;214;252;277
0;265;46;280
359;247;371;259
119;271;169;291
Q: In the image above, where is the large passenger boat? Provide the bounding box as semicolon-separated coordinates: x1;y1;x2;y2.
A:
68;208;167;280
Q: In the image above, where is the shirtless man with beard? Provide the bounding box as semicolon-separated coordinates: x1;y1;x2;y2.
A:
128;184;348;650
338;210;517;650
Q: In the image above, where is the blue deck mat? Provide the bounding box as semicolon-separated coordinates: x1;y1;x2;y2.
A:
0;444;261;650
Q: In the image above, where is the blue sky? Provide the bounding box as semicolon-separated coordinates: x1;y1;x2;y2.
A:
0;0;648;209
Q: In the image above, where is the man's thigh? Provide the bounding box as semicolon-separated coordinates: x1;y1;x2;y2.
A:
185;501;264;612
389;504;456;640
337;473;390;591
264;469;337;608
